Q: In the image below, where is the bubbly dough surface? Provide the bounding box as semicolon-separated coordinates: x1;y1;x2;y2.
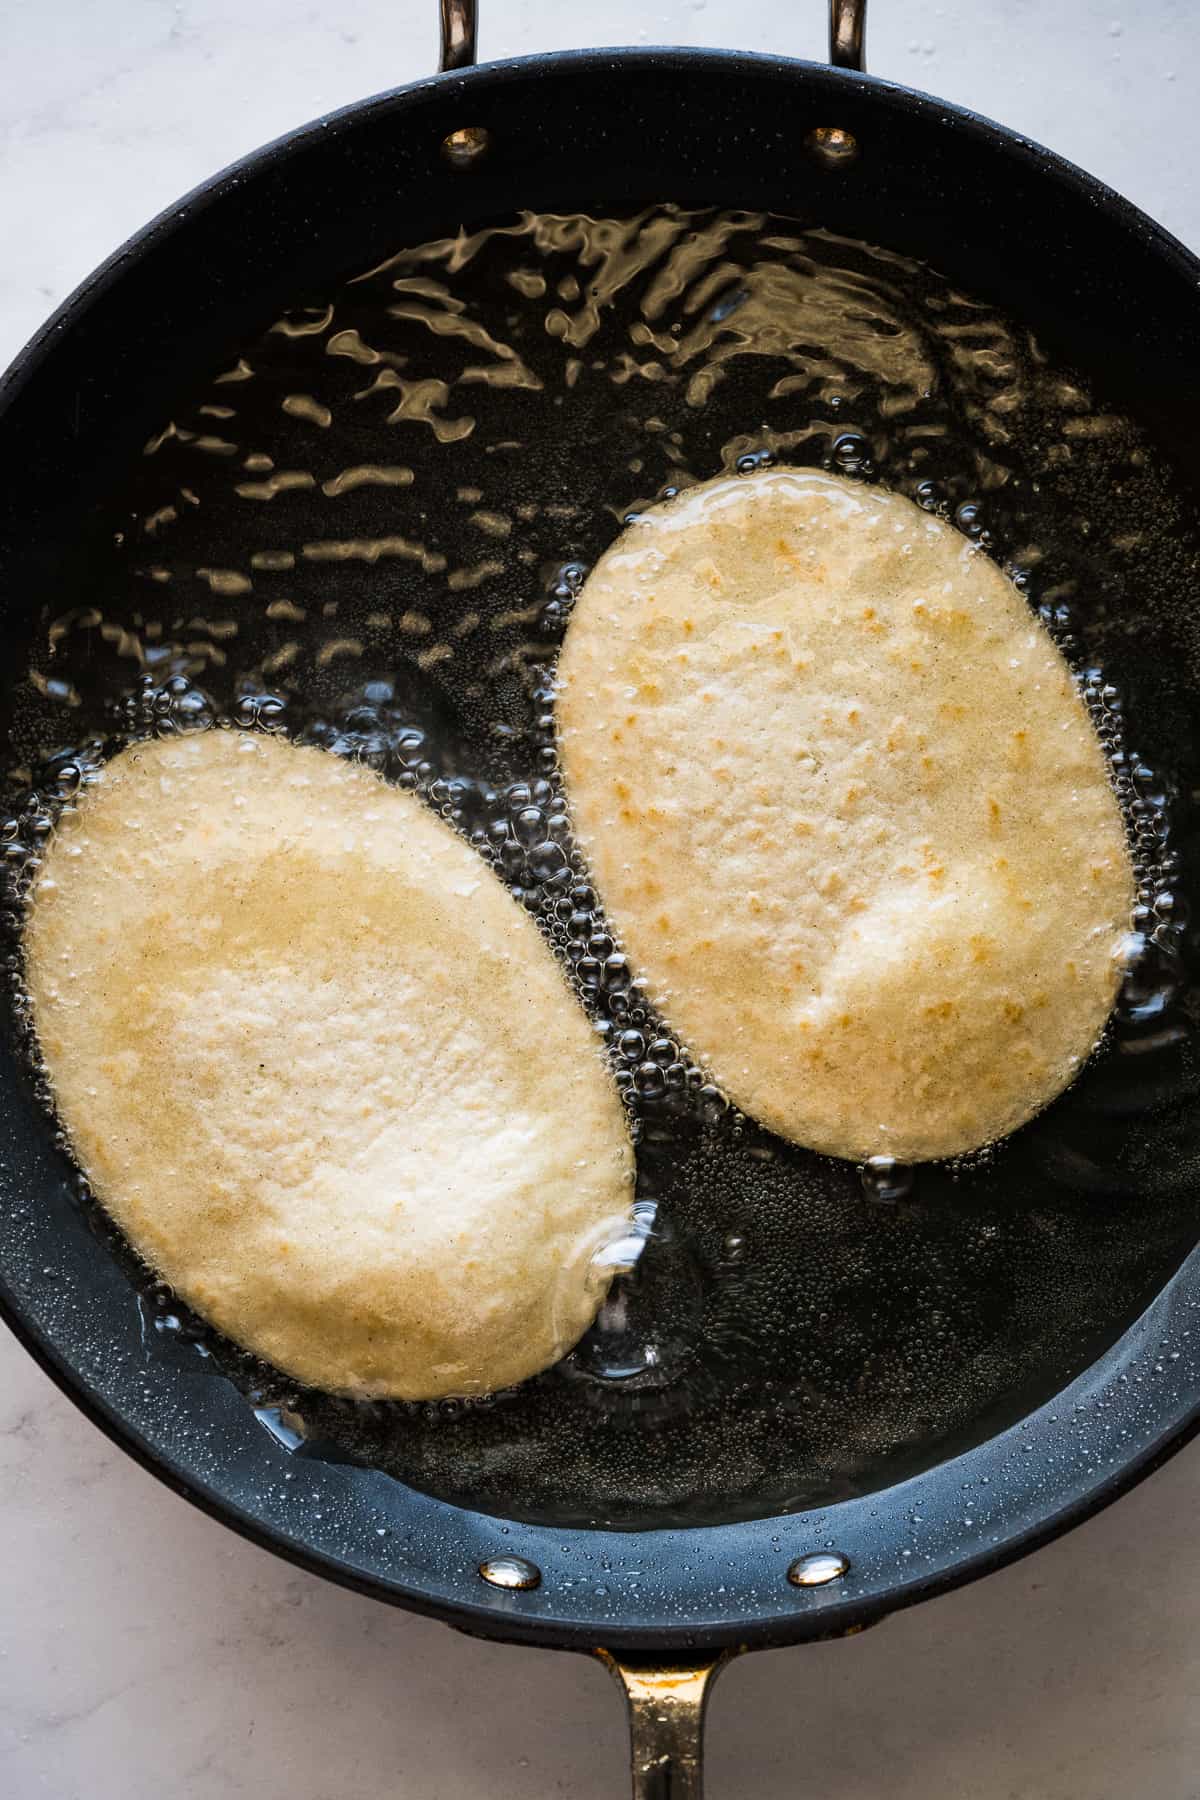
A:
557;468;1134;1163
25;730;634;1398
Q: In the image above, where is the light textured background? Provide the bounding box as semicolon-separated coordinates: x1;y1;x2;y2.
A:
2;3;1199;1796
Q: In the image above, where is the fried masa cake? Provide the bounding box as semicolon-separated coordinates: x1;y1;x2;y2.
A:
556;468;1134;1164
25;730;635;1398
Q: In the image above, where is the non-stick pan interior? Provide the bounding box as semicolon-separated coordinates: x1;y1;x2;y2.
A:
2;54;1200;1637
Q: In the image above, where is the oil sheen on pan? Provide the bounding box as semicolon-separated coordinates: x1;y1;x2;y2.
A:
7;208;1189;1523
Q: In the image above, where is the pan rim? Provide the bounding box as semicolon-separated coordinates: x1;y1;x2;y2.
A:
4;45;1200;408
2;43;1200;1653
5;1243;1200;1652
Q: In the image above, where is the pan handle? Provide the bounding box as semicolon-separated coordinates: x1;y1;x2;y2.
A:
440;0;477;70
597;1650;738;1799
830;0;867;70
437;0;868;75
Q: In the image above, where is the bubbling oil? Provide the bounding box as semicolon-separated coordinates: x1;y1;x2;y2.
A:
5;207;1200;1526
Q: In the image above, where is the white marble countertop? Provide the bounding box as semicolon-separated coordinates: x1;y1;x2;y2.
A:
2;4;1199;1795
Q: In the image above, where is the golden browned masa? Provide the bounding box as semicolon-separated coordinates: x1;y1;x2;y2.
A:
557;468;1135;1163
25;730;634;1398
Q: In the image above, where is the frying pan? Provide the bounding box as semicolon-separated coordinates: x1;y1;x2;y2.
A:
3;0;1200;1792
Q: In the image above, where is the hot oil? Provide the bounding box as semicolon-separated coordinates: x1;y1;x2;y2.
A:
5;207;1200;1528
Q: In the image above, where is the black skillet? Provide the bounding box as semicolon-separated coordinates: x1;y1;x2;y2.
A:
3;0;1200;1791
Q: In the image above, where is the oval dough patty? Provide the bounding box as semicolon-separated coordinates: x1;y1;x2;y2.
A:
26;730;634;1398
557;469;1134;1163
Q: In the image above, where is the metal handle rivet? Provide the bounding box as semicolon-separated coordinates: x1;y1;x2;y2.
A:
806;126;859;166
788;1550;850;1587
441;125;491;169
479;1554;542;1590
